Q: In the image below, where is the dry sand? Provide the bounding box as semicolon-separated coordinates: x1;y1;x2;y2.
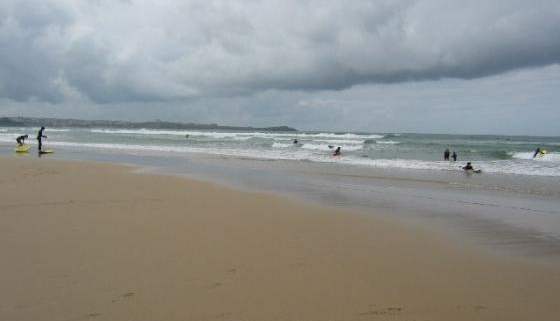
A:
1;157;559;321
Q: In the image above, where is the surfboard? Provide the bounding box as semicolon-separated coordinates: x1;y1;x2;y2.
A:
39;149;55;154
15;145;31;153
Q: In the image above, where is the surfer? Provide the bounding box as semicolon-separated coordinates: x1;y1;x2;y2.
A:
533;147;541;158
333;146;341;156
462;162;473;171
444;149;450;160
16;134;28;146
451;151;457;161
36;127;47;151
293;139;298;144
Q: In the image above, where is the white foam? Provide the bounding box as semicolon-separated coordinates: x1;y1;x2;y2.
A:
301;143;363;151
0;127;27;133
2;132;559;177
89;128;383;140
333;157;560;177
45;128;71;132
90;128;189;136
312;133;383;139
0;127;70;135
313;139;364;145
272;142;293;148
512;151;560;162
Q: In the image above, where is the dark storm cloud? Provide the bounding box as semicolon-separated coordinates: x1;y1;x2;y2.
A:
1;0;560;103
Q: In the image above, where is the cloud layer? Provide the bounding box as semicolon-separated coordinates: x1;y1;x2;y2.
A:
2;0;560;103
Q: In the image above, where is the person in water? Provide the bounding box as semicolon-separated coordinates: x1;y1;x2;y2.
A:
444;149;450;160
533;147;541;158
37;127;47;151
333;146;341;156
451;151;457;161
462;162;473;171
16;134;28;146
293;139;298;144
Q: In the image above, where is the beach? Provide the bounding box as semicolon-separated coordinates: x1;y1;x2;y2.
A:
1;157;560;321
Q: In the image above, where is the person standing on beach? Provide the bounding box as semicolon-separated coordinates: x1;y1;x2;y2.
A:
37;127;47;151
444;149;450;160
452;151;457;161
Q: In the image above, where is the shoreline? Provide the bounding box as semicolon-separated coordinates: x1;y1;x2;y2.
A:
1;157;560;321
2;143;560;263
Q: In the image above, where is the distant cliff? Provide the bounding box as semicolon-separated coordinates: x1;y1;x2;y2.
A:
0;117;297;132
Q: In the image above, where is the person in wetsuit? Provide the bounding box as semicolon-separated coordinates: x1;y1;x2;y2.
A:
444;149;450;160
451;151;457;161
462;162;473;171
533;147;541;158
333;146;341;156
37;127;47;151
16;135;28;146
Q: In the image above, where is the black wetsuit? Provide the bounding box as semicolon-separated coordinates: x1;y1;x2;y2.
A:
444;149;450;160
452;152;457;161
37;129;46;151
16;135;26;146
333;147;341;156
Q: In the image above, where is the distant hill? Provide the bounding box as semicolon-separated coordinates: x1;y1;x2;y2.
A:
0;117;297;132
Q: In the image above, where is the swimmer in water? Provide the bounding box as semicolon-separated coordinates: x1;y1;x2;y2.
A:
333;146;341;156
462;162;473;171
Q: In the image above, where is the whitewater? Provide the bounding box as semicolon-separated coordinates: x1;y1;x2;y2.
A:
1;127;559;177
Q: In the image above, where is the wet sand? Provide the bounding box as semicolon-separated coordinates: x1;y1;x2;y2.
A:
1;157;559;321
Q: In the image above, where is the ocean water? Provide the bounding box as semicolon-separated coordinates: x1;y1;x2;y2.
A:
3;126;560;260
1;126;559;177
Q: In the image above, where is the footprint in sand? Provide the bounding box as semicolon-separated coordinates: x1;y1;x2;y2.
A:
474;305;487;312
122;292;135;298
456;305;488;313
357;306;404;316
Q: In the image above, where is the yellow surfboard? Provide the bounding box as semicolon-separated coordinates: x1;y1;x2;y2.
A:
39;149;55;154
15;145;32;153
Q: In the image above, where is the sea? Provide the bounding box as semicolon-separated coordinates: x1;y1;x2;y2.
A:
2;126;560;261
1;127;559;177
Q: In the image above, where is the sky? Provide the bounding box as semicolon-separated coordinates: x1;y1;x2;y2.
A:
1;0;560;135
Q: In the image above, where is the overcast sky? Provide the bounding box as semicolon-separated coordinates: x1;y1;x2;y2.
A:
1;0;560;135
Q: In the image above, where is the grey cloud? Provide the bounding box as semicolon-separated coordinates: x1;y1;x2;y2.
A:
1;0;560;104
4;64;560;135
